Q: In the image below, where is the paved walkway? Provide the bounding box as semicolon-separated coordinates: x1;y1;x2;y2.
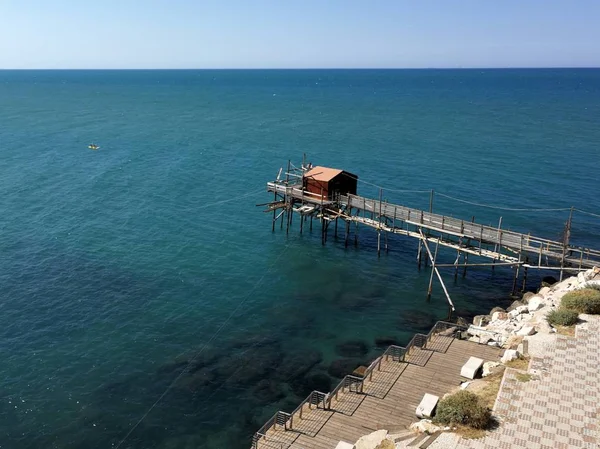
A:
449;315;600;449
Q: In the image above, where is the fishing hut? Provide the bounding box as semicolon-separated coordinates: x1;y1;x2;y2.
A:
262;158;600;318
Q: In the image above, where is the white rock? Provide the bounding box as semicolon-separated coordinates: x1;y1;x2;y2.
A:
410;420;443;434
527;296;545;312
354;430;388;449
508;309;520;319
577;272;586;284
501;349;520;363
516;306;529;314
492;311;509;322
517;325;536;336
538;286;551;296
482;361;501;377
487;341;500;347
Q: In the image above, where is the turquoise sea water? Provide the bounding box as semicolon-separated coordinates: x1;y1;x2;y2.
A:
1;69;599;449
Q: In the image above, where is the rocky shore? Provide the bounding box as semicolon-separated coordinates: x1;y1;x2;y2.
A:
465;267;600;355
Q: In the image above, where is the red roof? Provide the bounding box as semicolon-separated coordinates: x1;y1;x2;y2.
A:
303;166;343;182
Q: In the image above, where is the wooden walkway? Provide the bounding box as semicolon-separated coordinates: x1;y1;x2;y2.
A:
255;336;502;449
266;182;600;272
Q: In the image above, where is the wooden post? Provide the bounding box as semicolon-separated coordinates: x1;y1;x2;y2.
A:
463;216;474;277
492;217;503;271
427;238;440;301
334;216;338;238
272;191;277;232
559;207;574;282
300;211;304;234
345;213;350;248
417;240;423;269
522;258;529;292
310;215;313;232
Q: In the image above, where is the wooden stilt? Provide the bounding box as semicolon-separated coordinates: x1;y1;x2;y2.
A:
310;215;313;232
334;217;338;238
417;240;423;269
462;252;469;278
300;212;304;234
492;217;503;271
427;238;440;301
345;218;350;248
271;192;277;232
522;263;529;292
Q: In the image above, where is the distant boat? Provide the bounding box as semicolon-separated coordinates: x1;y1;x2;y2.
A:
88;144;100;150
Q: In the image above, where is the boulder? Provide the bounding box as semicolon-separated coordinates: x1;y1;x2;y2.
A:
516;305;529;314
538;286;551;296
482;361;501;377
508;309;520;319
410;419;443;434
527;296;545;312
507;300;525;312
354;429;388;449
501;349;520;363
472;315;490;327
492;311;509;322
522;292;536;303
490;307;506;314
517;325;536;336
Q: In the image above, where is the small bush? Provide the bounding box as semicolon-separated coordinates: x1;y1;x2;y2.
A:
546;309;579;326
433;390;491;429
561;288;600;314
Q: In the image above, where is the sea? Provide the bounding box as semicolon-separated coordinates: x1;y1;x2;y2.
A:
1;69;599;449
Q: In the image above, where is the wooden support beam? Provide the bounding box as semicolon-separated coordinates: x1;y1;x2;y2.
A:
427;238;440;301
419;229;455;311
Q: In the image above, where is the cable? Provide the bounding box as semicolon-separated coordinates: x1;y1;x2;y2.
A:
357;178;431;194
195;187;265;210
574;208;600;219
114;243;290;449
433;192;572;212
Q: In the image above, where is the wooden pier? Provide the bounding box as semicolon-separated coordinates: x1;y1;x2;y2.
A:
263;162;600;306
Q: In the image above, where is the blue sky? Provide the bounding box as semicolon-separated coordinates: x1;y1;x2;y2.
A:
1;0;599;69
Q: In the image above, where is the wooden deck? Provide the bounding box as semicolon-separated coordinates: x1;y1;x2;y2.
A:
256;336;502;449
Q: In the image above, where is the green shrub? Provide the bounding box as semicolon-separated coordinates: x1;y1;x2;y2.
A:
546;309;579;326
433;390;491;429
561;288;600;314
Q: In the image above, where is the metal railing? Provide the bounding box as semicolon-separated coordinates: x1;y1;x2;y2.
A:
250;320;506;448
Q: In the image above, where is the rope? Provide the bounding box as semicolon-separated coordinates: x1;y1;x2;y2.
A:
432;192;572;212
196;187;265;210
574;208;600;219
357;178;431;194
114;243;290;449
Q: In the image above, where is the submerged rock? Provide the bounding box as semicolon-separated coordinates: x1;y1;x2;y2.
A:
374;336;399;348
335;340;369;357
276;349;323;381
328;358;364;378
252;379;285;405
290;372;332;397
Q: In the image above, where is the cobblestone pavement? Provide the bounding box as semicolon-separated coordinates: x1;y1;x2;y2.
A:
451;315;599;449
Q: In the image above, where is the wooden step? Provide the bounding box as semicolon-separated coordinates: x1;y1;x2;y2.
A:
419;431;443;449
407;433;429;447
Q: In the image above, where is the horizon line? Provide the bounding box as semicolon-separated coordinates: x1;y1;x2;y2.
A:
1;66;600;71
